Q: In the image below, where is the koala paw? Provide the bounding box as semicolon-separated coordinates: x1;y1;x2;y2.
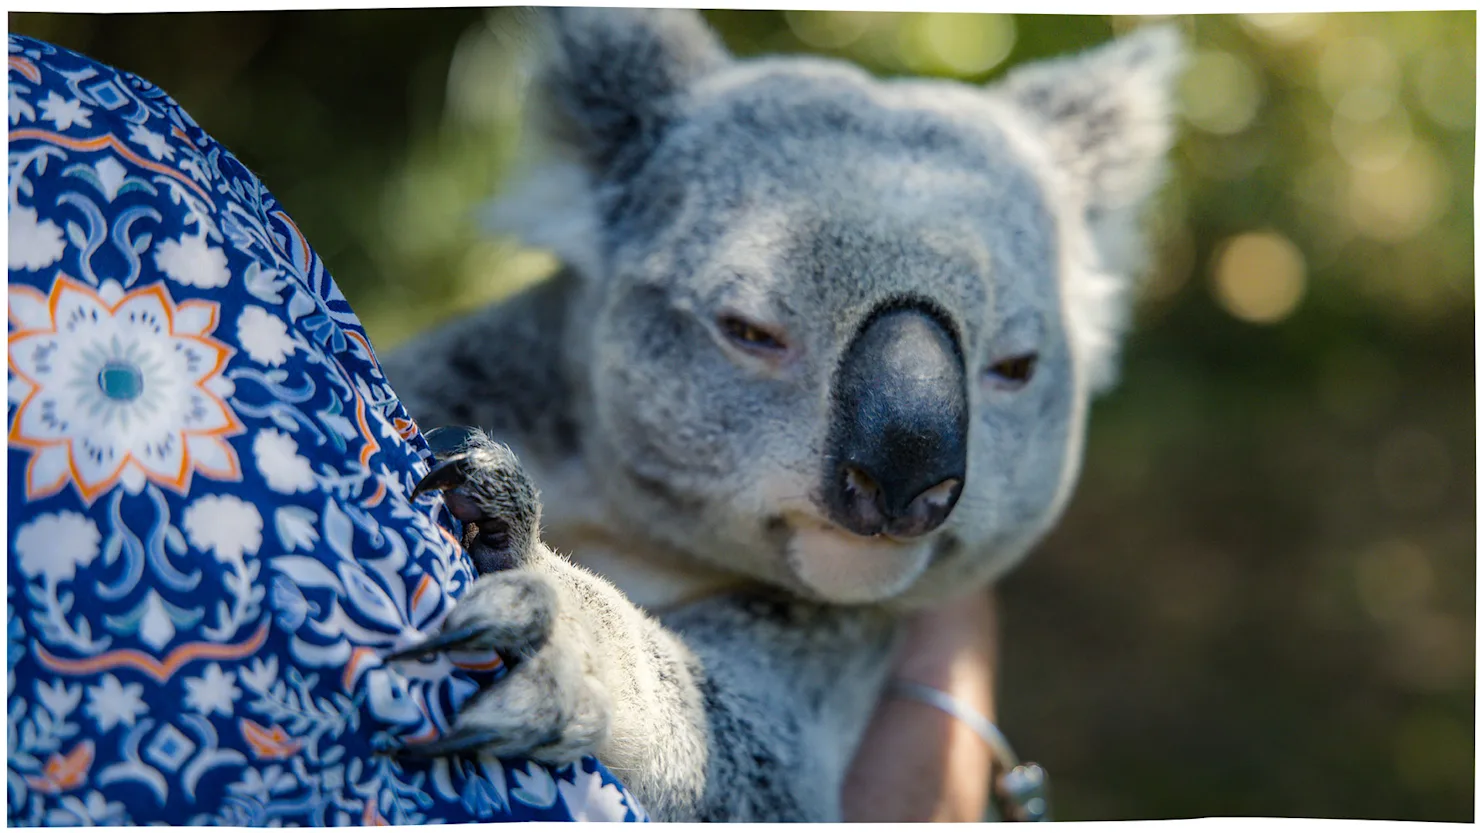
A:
397;426;610;764
386;567;612;764
415;426;541;574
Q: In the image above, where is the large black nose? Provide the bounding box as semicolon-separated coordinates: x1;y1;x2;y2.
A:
823;305;968;539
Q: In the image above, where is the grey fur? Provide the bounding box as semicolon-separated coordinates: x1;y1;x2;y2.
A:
384;8;1182;822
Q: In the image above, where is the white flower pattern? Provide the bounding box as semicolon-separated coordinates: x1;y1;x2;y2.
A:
8;203;66;271
183;494;263;563
183;663;241;717
236;305;297;366
154;232;231;289
252;427;316;493
12;511;100;584
36;90;90;130
9;275;243;502
84;674;147;732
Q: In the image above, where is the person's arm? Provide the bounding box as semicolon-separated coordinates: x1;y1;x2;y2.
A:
841;589;1000;822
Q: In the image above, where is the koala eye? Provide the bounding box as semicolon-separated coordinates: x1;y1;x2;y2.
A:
984;352;1038;390
717;313;789;357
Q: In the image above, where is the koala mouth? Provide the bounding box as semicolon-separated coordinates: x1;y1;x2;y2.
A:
777;512;938;603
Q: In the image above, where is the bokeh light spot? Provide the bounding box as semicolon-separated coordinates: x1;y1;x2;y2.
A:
1414;49;1477;130
1331;107;1413;172
783;10;873;51
1318;36;1400;110
1239;13;1323;44
445;19;525;128
1345;140;1448;242
1210;231;1307;324
1179;50;1262;135
917;13;1015;77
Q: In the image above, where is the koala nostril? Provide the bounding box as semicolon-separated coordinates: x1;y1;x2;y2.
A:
894;477;963;539
842;465;879;504
839;464;887;535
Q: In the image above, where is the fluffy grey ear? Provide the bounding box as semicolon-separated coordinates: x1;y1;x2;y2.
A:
994;25;1183;273
484;8;731;278
529;7;732;176
995;24;1183;279
991;25;1184;393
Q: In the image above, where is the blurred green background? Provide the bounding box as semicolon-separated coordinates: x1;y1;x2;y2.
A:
10;7;1474;823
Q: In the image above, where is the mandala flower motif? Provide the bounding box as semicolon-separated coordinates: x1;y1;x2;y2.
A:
8;276;244;503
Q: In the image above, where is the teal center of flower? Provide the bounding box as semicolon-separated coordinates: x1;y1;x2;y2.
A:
97;361;144;401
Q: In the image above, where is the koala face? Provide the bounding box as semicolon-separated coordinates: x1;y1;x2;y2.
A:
493;9;1183;606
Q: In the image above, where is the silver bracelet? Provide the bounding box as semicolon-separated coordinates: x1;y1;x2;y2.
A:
887;679;1051;822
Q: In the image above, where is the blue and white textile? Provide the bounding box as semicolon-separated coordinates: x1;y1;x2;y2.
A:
7;34;646;825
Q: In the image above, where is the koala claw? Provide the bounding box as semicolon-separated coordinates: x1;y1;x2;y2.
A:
381;623;491;664
393;729;519;761
412;455;477;503
415;425;486;506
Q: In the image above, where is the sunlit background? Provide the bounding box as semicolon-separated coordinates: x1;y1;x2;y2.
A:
10;8;1474;823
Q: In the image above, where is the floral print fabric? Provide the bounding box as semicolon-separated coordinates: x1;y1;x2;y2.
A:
7;34;646;825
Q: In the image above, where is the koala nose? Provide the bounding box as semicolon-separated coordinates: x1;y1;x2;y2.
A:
823;306;968;539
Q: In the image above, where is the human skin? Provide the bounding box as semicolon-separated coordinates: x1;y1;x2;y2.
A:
841;590;1000;822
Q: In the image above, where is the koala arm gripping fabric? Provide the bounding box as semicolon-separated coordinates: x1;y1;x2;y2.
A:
6;35;646;825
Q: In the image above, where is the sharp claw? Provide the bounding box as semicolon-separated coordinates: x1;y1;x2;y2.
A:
423;425;480;458
413;455;470;500
383;624;490;663
393;730;505;760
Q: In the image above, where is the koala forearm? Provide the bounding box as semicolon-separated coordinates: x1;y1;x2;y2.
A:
653;597;902;821
520;551;711;818
531;549;902;821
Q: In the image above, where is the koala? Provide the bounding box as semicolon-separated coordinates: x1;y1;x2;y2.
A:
382;7;1182;822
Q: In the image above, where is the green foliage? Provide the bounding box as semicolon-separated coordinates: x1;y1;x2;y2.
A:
10;8;1473;822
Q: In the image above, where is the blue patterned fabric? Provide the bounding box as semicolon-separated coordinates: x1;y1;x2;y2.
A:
7;34;646;825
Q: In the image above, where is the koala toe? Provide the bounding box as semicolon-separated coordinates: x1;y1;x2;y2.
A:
386;569;558;665
414;426;544;573
403;646;611;764
391;570;612;766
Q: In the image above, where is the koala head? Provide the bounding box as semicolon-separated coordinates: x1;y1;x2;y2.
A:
489;8;1183;607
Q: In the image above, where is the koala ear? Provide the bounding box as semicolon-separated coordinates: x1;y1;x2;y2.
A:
990;25;1185;393
993;25;1184;265
528;7;732;176
484;8;731;279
